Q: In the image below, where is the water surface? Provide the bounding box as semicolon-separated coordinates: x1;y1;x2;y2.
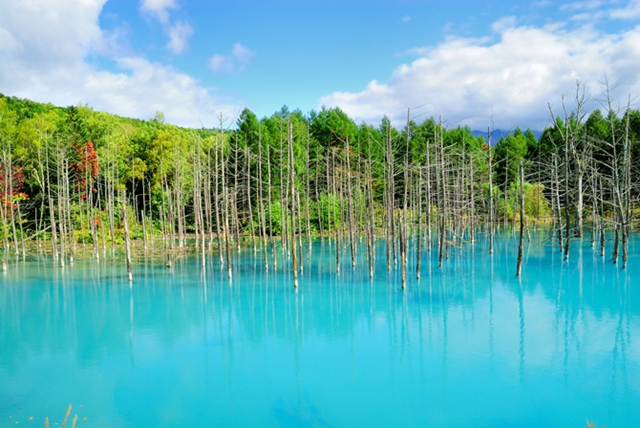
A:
1;234;639;427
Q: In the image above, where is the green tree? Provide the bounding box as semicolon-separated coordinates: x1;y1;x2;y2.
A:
493;127;528;186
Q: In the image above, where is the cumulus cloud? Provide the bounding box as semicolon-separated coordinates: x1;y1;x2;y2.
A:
166;20;193;54
140;0;178;25
86;58;239;127
320;19;640;130
140;0;193;54
610;0;640;19
208;43;255;74
0;0;241;128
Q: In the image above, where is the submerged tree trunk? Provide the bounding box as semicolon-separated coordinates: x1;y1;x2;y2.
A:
564;121;571;262
288;121;298;288
516;161;525;276
122;189;133;282
258;126;269;271
266;145;276;270
487;128;494;255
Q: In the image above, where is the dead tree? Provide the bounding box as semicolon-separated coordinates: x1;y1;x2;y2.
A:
516;161;525;276
487;128;495;255
288;121;299;287
122;189;133;282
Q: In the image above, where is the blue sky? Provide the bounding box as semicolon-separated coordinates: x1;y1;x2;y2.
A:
2;0;640;130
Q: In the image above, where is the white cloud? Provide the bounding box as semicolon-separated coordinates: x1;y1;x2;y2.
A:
491;16;517;32
140;0;178;25
208;43;255;74
0;27;21;53
208;54;233;73
0;0;241;128
402;15;411;23
400;46;431;57
232;43;254;64
320;20;640;130
166;20;193;54
560;0;604;11
140;0;193;55
86;58;239;127
610;0;640;19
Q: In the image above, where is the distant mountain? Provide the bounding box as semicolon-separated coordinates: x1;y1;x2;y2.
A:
471;129;543;145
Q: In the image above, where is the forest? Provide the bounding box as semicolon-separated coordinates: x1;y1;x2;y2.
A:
0;86;638;283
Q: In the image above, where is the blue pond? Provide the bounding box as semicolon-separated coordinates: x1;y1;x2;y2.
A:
1;233;639;427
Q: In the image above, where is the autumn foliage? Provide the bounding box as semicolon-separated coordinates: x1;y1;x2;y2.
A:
0;164;28;208
72;141;98;200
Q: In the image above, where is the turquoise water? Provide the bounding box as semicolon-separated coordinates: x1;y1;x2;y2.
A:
1;233;639;427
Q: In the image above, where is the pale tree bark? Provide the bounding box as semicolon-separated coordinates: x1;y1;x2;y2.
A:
122;189;132;282
516;161;525;276
288;121;298;288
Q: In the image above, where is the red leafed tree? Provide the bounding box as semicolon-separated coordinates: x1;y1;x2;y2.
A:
72;141;98;200
0;164;28;209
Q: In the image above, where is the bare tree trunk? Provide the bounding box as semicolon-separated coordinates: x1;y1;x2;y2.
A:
305;125;312;251
296;188;304;273
288;122;298;288
280;122;288;256
427;129;433;253
503;151;508;229
621;96;631;269
564;122;571;262
258;126;269;270
267;144;276;269
416;165;422;280
142;206;148;253
17;202;25;258
233;135;241;252
224;186;233;279
1;151;10;271
122;189;133;282
57;146;66;267
516;161;525;276
599;176;605;258
332;150;341;274
325;151;331;243
366;134;376;278
400;108;410;289
488;128;494;255
438;119;446;267
108;154;116;256
204;147;213;249
246;146;257;252
575;172;584;237
553;157;563;251
98;187;106;255
315;143;324;240
90;186;99;260
385;123;394;271
214;133;223;263
64;158;75;264
612;209;619;264
469;152;476;245
174;145;184;249
196;136;205;269
7;153;19;257
590;167;597;248
346;137;356;268
45;144;58;259
288;121;298;288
